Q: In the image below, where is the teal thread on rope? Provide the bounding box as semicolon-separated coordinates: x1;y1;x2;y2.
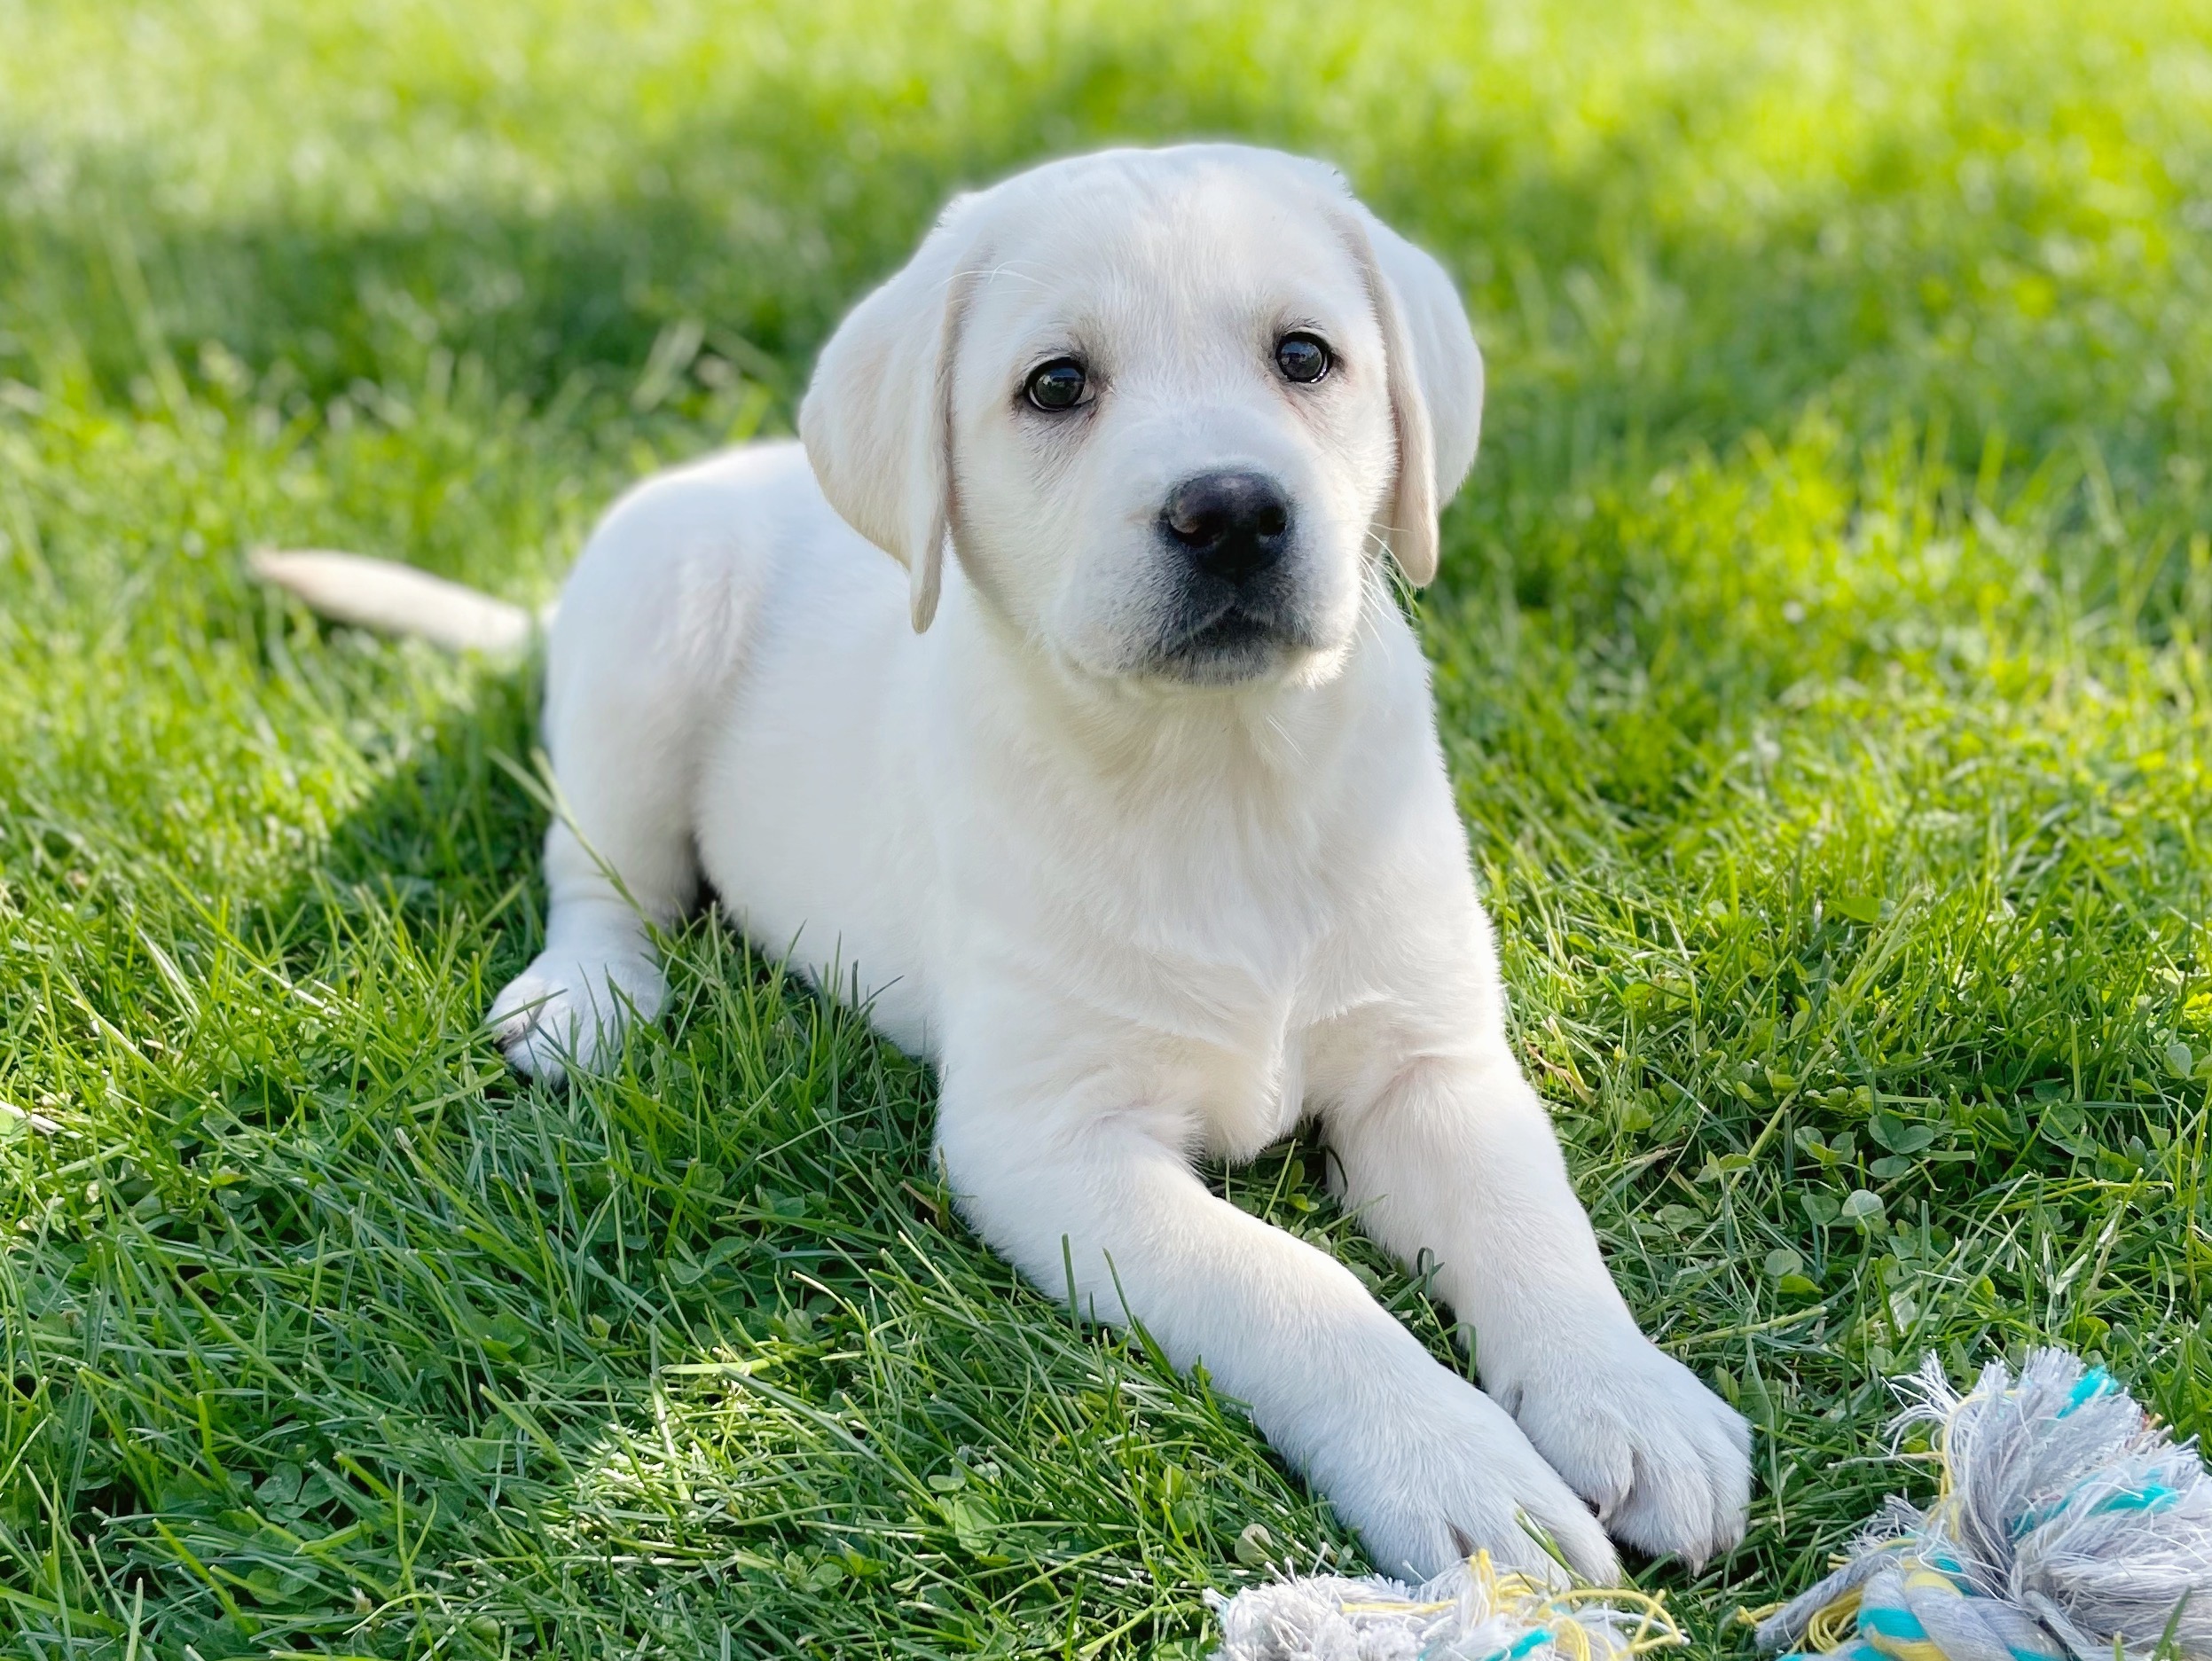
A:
1206;1351;2209;1661
1758;1350;2212;1661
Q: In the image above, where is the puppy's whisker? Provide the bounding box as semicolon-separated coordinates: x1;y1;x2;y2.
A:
1352;557;1395;653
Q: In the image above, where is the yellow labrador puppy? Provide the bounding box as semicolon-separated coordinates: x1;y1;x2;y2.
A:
259;144;1749;1581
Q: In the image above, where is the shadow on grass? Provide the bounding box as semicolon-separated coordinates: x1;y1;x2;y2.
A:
6;13;2202;519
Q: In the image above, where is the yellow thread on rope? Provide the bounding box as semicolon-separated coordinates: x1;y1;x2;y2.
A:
1937;1394;1963;1504
1792;1393;1973;1658
1799;1554;1960;1657
1541;1586;1684;1657
1330;1547;1684;1658
1783;1399;1975;1657
1865;1636;1945;1661
1803;1586;1864;1651
1336;1602;1454;1615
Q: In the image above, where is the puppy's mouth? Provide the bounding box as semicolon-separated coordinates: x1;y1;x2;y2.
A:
1148;587;1319;685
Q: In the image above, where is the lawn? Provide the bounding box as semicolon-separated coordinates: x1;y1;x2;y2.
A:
3;0;2210;1655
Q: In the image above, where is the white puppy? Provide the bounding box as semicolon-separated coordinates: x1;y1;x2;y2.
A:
260;144;1749;1582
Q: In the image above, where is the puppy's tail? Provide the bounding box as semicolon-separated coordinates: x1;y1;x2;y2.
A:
250;549;544;654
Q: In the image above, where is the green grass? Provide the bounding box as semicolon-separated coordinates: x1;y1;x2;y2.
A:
3;0;2210;1654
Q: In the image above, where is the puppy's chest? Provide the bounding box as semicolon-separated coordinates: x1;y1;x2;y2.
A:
969;750;1417;1159
1082;875;1381;1161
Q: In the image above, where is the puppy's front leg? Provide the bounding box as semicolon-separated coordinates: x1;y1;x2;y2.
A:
1325;1046;1751;1563
486;530;719;1080
936;1040;1619;1583
488;819;677;1082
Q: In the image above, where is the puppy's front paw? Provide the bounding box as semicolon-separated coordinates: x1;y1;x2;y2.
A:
1490;1324;1750;1565
487;952;664;1083
1318;1369;1619;1586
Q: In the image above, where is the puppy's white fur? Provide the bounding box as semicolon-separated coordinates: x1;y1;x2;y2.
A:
285;145;1750;1581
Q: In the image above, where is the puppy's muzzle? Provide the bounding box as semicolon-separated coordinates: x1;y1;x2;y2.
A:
1160;469;1293;584
1148;469;1320;680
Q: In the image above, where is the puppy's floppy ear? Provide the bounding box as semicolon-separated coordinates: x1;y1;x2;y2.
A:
1332;200;1484;588
800;196;984;632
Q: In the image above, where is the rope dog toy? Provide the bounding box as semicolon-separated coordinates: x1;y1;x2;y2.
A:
1208;1547;1685;1661
1756;1349;2212;1660
1210;1349;2212;1661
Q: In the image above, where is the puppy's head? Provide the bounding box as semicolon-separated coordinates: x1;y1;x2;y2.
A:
800;145;1482;688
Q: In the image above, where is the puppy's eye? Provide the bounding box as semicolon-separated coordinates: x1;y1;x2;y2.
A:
1025;358;1088;411
1275;333;1331;384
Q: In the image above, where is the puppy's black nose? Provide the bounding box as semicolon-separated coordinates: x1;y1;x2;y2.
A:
1161;470;1291;582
